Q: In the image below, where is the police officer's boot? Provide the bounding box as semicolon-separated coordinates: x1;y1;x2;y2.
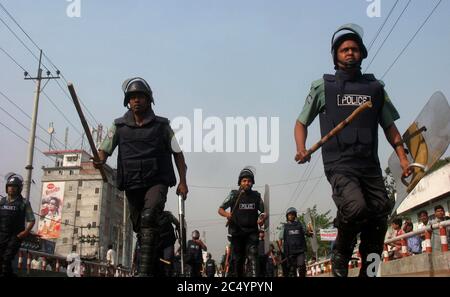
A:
331;250;350;277
139;228;159;277
358;218;387;277
331;220;359;277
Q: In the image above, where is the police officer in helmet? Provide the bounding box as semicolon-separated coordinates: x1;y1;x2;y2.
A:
277;207;310;277
96;77;188;276
186;230;207;277
204;252;217;277
0;173;35;277
218;167;266;277
295;24;411;277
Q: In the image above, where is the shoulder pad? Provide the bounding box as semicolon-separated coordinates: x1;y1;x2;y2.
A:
252;190;262;198
114;116;125;126
311;78;325;89
155;116;170;124
323;74;335;82
230;190;240;197
377;79;385;87
362;74;377;81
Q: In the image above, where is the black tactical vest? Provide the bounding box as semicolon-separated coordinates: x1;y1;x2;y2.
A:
115;111;176;191
205;259;216;275
283;221;306;255
0;196;26;235
229;190;261;235
187;240;203;263
319;73;384;169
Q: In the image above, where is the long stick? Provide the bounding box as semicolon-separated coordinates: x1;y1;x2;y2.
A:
67;83;108;182
178;195;186;276
298;101;373;162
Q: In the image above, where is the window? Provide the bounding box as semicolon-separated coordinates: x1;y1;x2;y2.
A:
72;245;77;252
64;220;69;225
92;222;97;228
77;194;82;200
66;203;71;209
75;211;80;217
78;180;83;187
63;238;68;244
69;186;73;192
74;228;78;234
47;170;51;174
95;188;99;194
69;170;74;175
58;170;63;175
94;205;98;211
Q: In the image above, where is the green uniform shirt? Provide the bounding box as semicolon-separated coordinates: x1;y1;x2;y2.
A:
297;78;400;129
99;121;180;156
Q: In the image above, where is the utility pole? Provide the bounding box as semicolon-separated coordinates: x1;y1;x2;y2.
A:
122;195;127;267
23;50;60;200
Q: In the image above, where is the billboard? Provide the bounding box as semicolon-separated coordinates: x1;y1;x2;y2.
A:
38;182;65;239
319;228;338;242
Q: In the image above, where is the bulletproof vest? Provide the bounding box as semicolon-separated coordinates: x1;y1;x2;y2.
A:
115;111;176;191
205;259;215;275
283;221;306;255
187;240;203;263
319;73;384;168
159;212;176;249
229;190;260;234
0;196;26;235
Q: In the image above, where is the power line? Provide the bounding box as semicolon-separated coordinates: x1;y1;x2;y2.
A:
364;0;412;73
0;3;99;134
0;103;53;149
381;0;443;79
0;89;65;149
187;175;323;190
41;90;83;137
0;46;28;72
366;0;400;52
0;119;52;161
0;14;52;74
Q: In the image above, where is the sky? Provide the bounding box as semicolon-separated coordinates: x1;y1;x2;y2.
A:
1;0;449;261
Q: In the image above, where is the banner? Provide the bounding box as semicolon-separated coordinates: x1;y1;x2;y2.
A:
38;182;65;239
319;228;338;241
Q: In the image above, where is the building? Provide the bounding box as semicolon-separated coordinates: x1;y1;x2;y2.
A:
38;149;133;268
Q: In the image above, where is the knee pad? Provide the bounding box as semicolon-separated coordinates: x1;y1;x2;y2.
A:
247;245;257;260
141;208;159;228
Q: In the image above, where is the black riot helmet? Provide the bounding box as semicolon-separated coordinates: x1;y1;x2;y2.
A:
5;172;24;194
331;23;367;69
285;207;297;220
237;166;255;186
122;77;154;107
192;230;200;240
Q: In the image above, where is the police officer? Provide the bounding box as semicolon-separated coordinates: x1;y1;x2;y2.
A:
0;173;35;277
186;230;207;277
204;253;216;277
218;167;266;277
294;24;411;277
158;210;180;276
257;229;267;277
97;77;188;276
277;208;310;277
